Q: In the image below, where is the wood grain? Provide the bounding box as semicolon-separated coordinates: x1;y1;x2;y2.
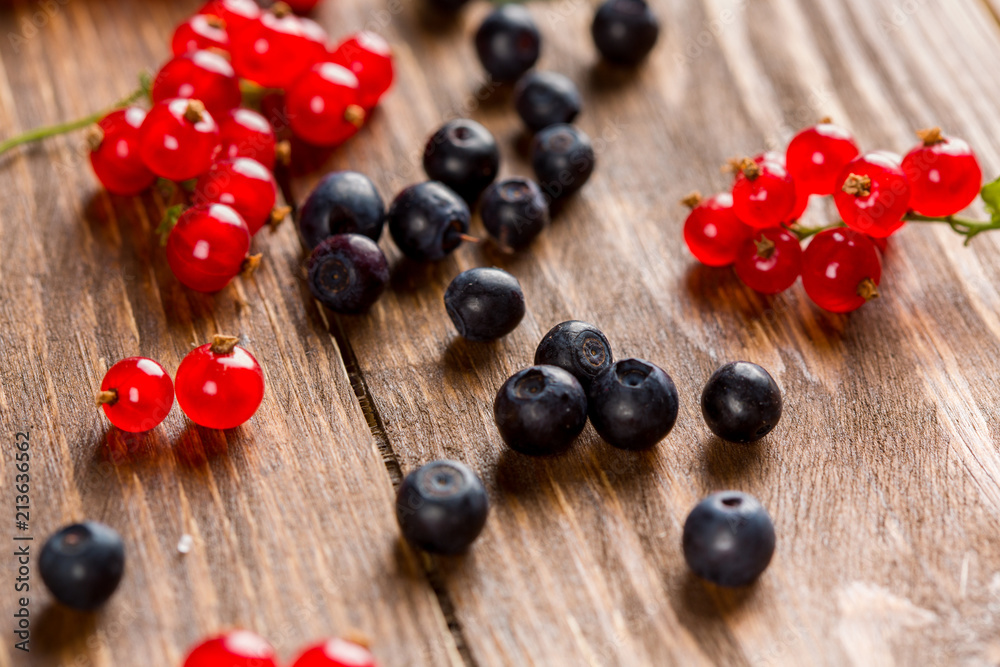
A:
3;0;1000;665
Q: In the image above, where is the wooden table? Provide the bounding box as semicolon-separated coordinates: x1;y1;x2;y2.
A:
3;0;1000;664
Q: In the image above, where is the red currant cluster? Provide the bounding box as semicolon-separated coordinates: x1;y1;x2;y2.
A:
683;120;992;313
183;630;375;667
97;335;264;432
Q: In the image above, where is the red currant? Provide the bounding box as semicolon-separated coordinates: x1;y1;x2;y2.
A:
165;203;250;292
139;98;220;182
785;122;860;196
152;50;242;122
731;157;797;229
183;630;277;667
229;4;328;89
330;32;394;110
195;158;278;235
284;0;324;11
198;0;261;37
97;357;174;433
171;14;230;56
89;107;157;196
734;227;803;294
902;128;983;217
175;335;265;430
286;63;365;147
292;639;376;667
682;192;752;267
218;108;278;170
833;151;911;238
802;228;882;313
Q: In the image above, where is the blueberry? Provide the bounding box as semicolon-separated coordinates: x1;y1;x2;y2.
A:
387;181;471;261
474;4;541;83
514;71;582;133
395;460;489;554
532;124;596;201
422;119;500;205
298;171;385;249
701;361;782;443
534;320;613;389
39;521;125;611
480;178;550;250
494;365;588;455
444;267;526;341
591;0;660;66
682;491;776;587
587;358;678;449
307;234;390;314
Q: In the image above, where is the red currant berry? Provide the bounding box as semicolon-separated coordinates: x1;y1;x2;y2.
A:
292;639;376;667
218;108;278;169
139;98;220;182
198;0;261;37
785;122;860;196
734;227;803;294
833;151;911;238
802;228;882;313
183;630;277;667
165;203;251;292
731;158;797;229
171;14;230;56
229;4;328;89
89;107;157;196
787;189;810;223
286;63;365;147
175;335;265;430
902;127;983;217
682;192;752;267
195;158;278;235
330;32;394;110
97;357;174;433
284;0;323;11
152;50;242;121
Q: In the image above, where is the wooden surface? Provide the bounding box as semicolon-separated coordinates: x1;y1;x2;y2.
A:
3;0;1000;665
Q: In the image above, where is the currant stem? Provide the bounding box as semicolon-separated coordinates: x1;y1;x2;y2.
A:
903;212;1000;245
787;221;845;241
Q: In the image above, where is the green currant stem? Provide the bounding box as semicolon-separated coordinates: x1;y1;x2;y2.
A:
902;212;1000;245
787;221;846;241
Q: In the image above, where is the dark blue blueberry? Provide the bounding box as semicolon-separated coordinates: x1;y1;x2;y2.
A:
395;460;489;554
683;491;776;587
701;361;782;443
298;171;385;249
422;119;500;205
39;521;125;611
534;320;613;389
532;124;596;201
591;0;660;66
480;178;550;250
587;358;678;449
307;234;389;314
514;71;582;133
444;267;526;341
387;181;471;261
474;4;541;83
494;365;588;455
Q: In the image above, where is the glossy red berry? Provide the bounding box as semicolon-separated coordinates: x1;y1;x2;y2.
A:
175;335;265;430
285;63;365;147
198;0;261;37
802;228;882;313
152;50;242;121
218;108;278;169
97;357;174;433
229;5;328;89
171;14;230;55
292;639;377;667
834;151;911;238
734;227;803;294
89;107;157;196
786;122;860;196
165;203;250;292
330;32;394;110
139;98;220;182
902;128;983;217
195;158;277;235
731;158;797;229
682;192;753;267
183;630;277;667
